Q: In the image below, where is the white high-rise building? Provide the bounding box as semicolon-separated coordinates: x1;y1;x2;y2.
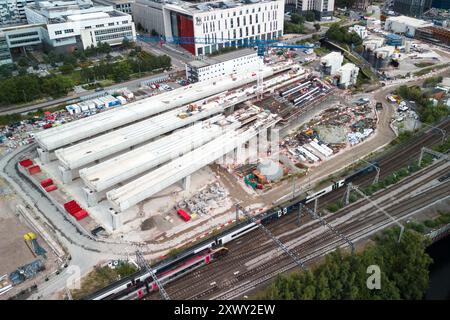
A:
134;0;285;56
285;0;334;20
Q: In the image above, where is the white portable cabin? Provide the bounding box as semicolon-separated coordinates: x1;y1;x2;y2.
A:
65;104;76;115
93;98;105;109
72;104;81;114
79;102;90;113
116;96;127;105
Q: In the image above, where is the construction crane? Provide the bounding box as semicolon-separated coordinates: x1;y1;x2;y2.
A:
136;35;316;99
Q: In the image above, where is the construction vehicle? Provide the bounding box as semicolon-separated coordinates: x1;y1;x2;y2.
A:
24;232;47;258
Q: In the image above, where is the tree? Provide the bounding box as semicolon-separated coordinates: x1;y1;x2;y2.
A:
59;64;75;75
290;13;305;25
256;228;432;300
335;0;356;8
122;37;133;49
314;23;321;31
112;61;132;82
17;57;29;67
305;12;315;22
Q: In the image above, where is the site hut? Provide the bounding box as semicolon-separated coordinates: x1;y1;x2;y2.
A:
133;0;285;56
33;65;280;164
186;48;259;83
24;0;136;53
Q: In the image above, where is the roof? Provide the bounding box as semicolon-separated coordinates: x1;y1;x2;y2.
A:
387;15;433;28
339;63;358;71
161;0;278;14
68;11;110;21
187;48;256;68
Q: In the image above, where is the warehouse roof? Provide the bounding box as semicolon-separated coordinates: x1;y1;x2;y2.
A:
187;48;257;69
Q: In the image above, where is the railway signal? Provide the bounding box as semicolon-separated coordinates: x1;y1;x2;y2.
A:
236;204;306;270
135;250;170;300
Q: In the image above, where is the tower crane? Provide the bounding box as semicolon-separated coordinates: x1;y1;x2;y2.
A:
136;35;316;99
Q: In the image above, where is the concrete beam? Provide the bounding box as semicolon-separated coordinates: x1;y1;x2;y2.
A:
83;187;98;207
58;165;73;184
109;208;122;230
182;175;191;191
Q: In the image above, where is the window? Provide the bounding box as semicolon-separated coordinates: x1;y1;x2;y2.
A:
55;30;62;35
108;23;114;26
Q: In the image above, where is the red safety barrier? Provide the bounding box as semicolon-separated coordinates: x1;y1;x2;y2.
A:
19;159;33;167
73;210;88;221
177;209;191;222
63;200;82;215
28;165;41;175
45;185;57;192
40;178;53;188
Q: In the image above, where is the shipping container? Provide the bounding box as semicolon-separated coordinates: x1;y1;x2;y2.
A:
40;178;53;188
28;165;41;175
19;159;33;167
45;185;57;192
177;209;191;222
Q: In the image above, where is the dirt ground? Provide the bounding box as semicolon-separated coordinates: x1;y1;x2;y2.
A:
0;178;57;299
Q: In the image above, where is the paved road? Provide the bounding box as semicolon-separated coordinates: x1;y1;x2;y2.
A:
0;145;139;299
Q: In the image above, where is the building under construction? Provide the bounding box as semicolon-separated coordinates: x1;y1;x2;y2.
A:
35;61;324;231
415;26;450;48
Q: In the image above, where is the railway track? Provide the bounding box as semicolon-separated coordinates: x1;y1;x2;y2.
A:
147;159;449;300
211;177;450;300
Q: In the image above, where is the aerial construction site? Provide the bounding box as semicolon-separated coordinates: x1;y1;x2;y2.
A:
20;57;387;249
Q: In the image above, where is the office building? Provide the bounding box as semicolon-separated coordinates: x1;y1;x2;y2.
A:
25;0;136;51
93;0;133;14
186;48;259;82
285;0;334;20
0;0;34;26
134;0;285;56
393;0;432;17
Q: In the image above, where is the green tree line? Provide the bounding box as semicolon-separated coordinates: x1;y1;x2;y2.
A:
0;74;73;106
79;50;171;83
325;23;363;46
396;85;449;124
257;228;432;300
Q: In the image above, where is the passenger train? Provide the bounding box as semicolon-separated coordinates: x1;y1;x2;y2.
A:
86;162;378;300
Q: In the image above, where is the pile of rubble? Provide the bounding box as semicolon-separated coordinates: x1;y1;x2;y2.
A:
178;182;228;217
